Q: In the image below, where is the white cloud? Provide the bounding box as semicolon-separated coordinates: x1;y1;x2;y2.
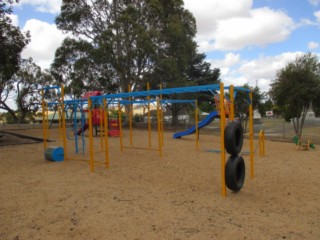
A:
309;0;320;6
21;19;67;69
9;14;19;26
208;52;304;92
184;0;252;38
210;53;241;68
308;41;319;50
184;0;295;52
315;11;320;22
17;0;61;14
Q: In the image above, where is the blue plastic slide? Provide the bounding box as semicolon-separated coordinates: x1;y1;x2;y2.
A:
173;111;219;139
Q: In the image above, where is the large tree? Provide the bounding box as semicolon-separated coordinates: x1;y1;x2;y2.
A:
51;38;118;98
0;0;31;121
54;0;220;125
14;58;47;122
1;58;47;123
55;0;199;91
270;53;320;140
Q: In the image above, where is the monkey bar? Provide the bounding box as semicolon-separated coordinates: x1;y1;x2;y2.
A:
42;83;254;197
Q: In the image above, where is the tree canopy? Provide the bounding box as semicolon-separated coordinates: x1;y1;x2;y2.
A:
54;0;215;93
54;0;220;124
0;0;36;122
270;52;320;139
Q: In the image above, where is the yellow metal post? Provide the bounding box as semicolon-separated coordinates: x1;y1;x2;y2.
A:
259;130;265;157
160;84;164;147
88;98;94;172
249;91;254;178
118;102;123;153
58;105;63;140
219;83;227;197
147;83;151;148
262;131;265;156
157;98;162;157
61;85;67;160
41;89;47;151
103;99;109;168
100;105;104;151
128;84;133;146
195;100;199;150
230;85;235;121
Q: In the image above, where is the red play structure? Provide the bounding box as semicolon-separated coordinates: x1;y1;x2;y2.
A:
76;91;120;137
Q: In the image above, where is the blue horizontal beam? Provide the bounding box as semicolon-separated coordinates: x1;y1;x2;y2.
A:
90;84;250;101
42;86;61;91
119;99;196;105
46;84;251;106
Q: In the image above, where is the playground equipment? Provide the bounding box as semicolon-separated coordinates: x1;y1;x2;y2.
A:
42;83;256;197
44;146;64;162
293;136;315;150
42;86;66;161
76;91;120;137
173;111;219;139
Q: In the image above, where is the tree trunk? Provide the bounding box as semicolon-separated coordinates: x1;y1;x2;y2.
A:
292;106;308;140
171;104;180;127
0;102;18;123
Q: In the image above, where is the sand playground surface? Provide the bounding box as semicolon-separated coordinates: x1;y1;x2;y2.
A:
0;127;319;240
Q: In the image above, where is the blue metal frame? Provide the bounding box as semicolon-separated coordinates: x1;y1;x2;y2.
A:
46;84;251;106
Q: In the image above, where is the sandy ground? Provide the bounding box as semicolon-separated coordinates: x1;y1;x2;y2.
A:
0;127;319;240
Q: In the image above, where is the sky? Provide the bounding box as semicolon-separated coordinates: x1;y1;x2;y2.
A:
10;0;320;93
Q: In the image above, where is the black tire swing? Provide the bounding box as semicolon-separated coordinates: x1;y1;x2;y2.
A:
224;121;245;192
224;121;244;155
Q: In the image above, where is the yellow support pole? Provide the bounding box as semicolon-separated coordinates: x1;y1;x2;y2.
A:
41;89;47;151
229;85;235;121
128;84;133;146
118;102;123;153
249;91;254;178
100;105;104;151
61;85;67;161
160;84;164;147
103;99;109;168
259;130;265;157
195;100;199;150
58;105;63;140
88;98;94;172
147;83;151;148
219;83;227;197
157;98;162;157
262;131;265;156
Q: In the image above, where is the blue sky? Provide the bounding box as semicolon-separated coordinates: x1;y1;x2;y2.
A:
11;0;320;92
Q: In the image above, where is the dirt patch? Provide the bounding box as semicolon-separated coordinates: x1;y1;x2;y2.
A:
0;128;319;239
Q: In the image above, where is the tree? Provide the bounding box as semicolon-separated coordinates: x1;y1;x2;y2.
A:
0;0;31;121
51;38;117;98
159;52;221;125
14;58;47;122
1;58;47;123
270;53;320;140
186;53;221;113
54;0;219;125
